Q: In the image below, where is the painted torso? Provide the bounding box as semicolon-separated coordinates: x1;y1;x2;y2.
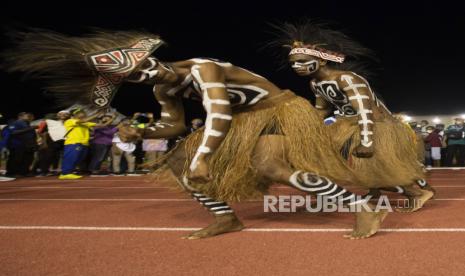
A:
157;58;282;108
311;79;358;117
311;72;391;120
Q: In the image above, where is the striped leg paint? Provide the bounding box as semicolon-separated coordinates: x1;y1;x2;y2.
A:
191;192;234;215
289;171;366;205
180;176;234;215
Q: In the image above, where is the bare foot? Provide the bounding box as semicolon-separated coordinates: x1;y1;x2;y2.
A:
183;213;244;240
344;204;388;240
421;183;436;198
395;189;434;213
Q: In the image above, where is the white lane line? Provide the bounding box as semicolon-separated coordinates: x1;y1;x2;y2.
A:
35;179;150;183
0;187;169;189
1;185;463;191
0;198;464;202
0;198;192;202
0;225;465;233
427;167;465;170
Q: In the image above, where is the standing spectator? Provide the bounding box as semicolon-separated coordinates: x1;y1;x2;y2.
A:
112;119;137;175
5;112;37;177
444;118;465;167
420;120;429;136
59;109;108;180
189;118;204;133
131;113;154;165
35;111;70;176
424;126;442;167
88;114;117;176
0;114;15;181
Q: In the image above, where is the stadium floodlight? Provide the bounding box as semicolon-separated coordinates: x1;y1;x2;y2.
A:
403;115;412;122
432;117;441;124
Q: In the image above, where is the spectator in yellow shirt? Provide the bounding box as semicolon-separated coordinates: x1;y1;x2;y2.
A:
59;109;113;180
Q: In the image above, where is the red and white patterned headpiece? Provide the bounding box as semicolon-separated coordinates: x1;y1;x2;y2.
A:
289;42;345;64
86;38;163;108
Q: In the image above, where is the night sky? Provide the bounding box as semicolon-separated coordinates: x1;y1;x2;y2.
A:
1;0;464;120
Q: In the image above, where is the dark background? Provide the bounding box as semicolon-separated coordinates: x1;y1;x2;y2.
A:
1;0;464;120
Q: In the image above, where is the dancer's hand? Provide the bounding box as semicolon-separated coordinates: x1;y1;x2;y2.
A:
118;125;142;142
188;159;212;183
354;144;374;158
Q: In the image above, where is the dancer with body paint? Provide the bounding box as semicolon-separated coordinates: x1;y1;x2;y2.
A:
2;28;387;240
272;21;435;211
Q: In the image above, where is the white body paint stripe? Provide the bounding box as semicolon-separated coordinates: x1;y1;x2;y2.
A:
348;95;369;100
204;201;225;206
209;129;223;137
201;82;226;89
166;75;193;96
161;112;171;117
341;74;373;147
213;210;234;214
317;185;338;195
189;65;232;171
210;113;232;120
328;189;347;199
209;99;230;105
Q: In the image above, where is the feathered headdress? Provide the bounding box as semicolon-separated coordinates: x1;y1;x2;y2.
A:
1;28;163;108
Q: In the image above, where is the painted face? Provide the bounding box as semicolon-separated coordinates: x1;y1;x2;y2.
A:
127;57;175;84
289;54;320;76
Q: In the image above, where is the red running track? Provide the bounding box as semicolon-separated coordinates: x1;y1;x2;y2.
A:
1;169;465;275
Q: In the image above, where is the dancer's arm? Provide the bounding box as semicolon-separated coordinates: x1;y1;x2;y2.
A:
310;82;332;118
188;62;232;182
338;73;374;158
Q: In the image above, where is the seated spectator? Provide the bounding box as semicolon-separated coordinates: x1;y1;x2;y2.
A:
59;109;110;180
424;126;442;167
112;118;138;175
5;112;37;178
88;114;117;176
444;118;465;167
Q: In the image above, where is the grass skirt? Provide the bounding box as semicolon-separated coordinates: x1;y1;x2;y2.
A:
327;117;425;188
162;91;359;202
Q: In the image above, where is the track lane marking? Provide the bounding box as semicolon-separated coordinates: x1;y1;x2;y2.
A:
1;225;465;232
0;198;465;202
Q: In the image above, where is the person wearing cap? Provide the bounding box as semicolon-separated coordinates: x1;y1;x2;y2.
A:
60;109;110;179
444;118;465;167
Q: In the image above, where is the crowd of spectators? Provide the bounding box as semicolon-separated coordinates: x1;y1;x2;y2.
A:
0;111;203;182
410;118;465;167
1;110;464;182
